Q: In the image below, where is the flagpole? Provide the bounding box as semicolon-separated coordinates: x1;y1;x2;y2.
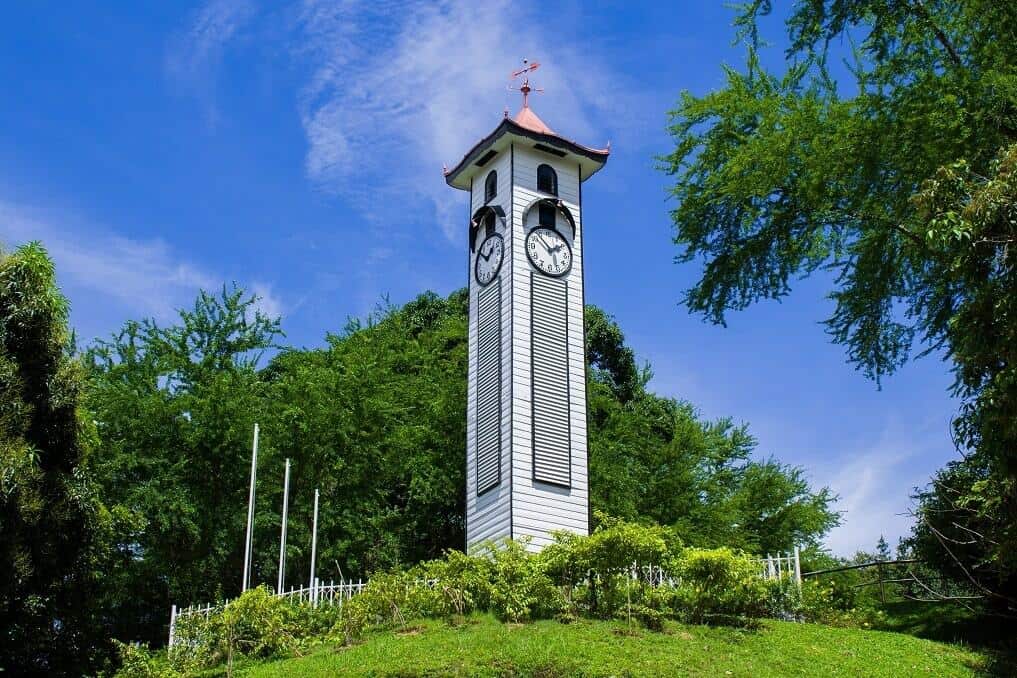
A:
310;488;319;606
242;423;259;592
277;458;291;593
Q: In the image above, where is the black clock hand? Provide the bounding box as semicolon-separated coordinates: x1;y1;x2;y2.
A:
480;248;492;261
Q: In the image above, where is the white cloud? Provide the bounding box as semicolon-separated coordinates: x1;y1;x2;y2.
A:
292;0;627;239
165;0;256;125
166;0;640;239
814;416;950;556
0;201;282;323
250;281;284;320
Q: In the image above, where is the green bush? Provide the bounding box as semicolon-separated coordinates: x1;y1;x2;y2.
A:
486;539;564;622
167;586;333;675
328;594;370;646
408;549;493;620
675;548;768;623
112;641;179;678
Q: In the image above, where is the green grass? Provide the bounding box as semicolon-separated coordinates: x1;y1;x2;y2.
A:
240;614;990;677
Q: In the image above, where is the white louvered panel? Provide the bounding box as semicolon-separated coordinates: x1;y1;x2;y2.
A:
476;283;502;495
530;273;571;487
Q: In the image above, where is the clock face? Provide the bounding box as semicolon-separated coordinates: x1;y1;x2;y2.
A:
526;227;572;277
475;233;504;285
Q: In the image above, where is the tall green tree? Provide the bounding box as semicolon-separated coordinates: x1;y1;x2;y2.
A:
661;0;1017;605
85;286;281;645
0;243;118;674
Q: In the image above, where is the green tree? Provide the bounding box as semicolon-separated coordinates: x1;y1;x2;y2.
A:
259;291;469;578
661;0;1017;604
85;286;281;646
0;243;119;674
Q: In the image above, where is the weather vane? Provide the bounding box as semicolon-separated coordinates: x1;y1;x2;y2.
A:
508;59;543;109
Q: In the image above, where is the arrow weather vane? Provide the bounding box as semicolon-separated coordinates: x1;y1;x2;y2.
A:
508;59;543;109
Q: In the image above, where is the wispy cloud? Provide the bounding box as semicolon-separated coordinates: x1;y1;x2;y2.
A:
165;0;256;126
169;0;636;240
815;415;951;556
293;0;628;239
0;201;282;325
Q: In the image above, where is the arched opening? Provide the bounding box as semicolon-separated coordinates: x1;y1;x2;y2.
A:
522;197;577;241
538;202;556;227
484;170;497;203
469;204;507;251
537;164;558;196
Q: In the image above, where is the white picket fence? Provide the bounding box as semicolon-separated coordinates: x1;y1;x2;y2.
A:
169;547;802;647
756;547;802;585
169;578;365;648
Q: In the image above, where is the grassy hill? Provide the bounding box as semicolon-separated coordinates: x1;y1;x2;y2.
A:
240;614;988;677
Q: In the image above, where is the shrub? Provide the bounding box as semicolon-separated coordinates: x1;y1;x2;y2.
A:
167;586;320;675
675;547;768;623
486;539;564;622
328;594;370;646
349;571;415;628
409;549;493;620
215;586;300;660
112;641;179;678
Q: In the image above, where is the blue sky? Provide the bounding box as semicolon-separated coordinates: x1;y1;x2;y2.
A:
1;1;958;556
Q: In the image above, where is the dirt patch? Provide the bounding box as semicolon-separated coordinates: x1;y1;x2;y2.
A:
395;624;426;637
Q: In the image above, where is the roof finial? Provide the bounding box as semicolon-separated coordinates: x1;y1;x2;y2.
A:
509;59;543;109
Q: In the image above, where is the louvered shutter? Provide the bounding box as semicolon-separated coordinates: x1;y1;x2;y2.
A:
475;283;502;495
530;273;571;487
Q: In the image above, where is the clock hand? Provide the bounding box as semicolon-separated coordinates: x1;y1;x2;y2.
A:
480;248;491;261
537;234;554;252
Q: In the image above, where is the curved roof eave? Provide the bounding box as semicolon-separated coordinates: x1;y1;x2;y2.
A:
445;118;609;190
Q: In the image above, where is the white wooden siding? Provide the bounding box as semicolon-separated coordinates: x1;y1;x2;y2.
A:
510;147;589;548
466;141;591;552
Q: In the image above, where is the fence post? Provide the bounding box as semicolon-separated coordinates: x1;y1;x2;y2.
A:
878;561;886;603
169;604;177;648
794;546;801;587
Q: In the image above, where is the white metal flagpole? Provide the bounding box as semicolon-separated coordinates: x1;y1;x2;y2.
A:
309;488;319;606
242;423;260;592
277;458;291;593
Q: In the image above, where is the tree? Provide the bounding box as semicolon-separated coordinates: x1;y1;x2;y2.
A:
0;243;119;674
84;286;282;646
876;535;891;561
661;0;1017;606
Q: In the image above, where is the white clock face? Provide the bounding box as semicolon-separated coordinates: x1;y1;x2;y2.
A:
526;227;572;277
475;233;504;285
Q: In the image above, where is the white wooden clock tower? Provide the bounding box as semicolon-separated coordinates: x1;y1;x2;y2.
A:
445;63;609;552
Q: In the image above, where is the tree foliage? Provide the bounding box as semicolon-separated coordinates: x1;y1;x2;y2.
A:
84;286;282;646
661;0;1017;605
85;286;836;647
0;243;119;674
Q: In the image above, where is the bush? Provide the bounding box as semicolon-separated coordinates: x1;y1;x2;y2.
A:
675;548;768;623
167;586;331;675
112;641;179;678
486;539;564;622
408;549;493;620
153;518;845;674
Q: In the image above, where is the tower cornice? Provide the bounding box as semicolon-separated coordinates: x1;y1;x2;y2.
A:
445;116;609;191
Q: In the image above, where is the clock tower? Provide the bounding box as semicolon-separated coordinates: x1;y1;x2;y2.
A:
445;64;609;552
